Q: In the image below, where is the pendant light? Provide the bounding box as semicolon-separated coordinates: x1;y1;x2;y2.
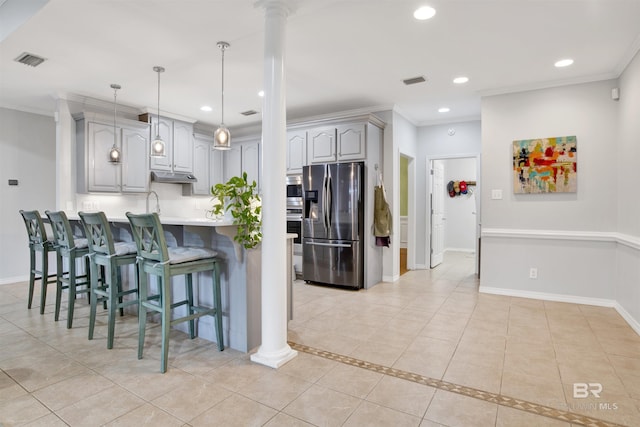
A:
213;41;231;150
151;65;166;157
108;84;122;164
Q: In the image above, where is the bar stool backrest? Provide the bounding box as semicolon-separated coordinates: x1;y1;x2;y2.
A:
45;210;77;250
19;210;50;246
126;212;170;264
78;211;117;256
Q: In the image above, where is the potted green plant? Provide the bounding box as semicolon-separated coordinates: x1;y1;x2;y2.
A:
208;172;262;249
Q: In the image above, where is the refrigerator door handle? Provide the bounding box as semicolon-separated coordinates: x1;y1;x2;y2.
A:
326;175;333;228
322;171;329;230
305;241;352;248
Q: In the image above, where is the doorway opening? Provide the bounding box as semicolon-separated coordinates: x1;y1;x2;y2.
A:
428;156;480;274
400;153;412;276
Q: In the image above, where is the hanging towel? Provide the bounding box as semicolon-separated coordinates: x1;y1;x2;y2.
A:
373;184;392;246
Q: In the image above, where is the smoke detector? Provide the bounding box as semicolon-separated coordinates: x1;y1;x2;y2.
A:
14;52;46;67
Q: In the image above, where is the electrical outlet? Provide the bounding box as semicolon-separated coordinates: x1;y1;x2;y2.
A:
529;268;538;279
491;189;503;200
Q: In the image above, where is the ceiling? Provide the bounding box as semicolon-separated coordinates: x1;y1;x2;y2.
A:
1;0;639;130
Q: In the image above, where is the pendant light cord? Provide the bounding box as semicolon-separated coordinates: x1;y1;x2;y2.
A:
220;45;225;126
113;87;117;141
156;69;161;137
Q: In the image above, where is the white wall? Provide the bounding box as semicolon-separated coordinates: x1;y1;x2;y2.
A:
417;121;481;267
376;109;418;282
481;80;619;232
615;50;640;326
442;158;477;252
0;108;56;283
480;73;640;332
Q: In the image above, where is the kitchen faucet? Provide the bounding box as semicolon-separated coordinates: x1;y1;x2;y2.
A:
146;190;161;215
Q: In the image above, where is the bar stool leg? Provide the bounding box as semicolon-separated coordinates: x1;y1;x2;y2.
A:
40;249;49;315
67;256;78;329
160;275;171;373
186;273;195;339
137;267;148;360
55;252;63;321
28;247;36;309
213;261;224;351
88;260;99;341
107;266;118;349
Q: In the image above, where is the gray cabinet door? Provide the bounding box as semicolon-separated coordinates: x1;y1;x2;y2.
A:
308;127;337;164
149;116;173;171
287;130;306;174
121;127;149;193
173;120;194;173
87;122;120;192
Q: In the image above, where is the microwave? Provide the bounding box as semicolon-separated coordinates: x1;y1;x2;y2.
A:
286;175;302;208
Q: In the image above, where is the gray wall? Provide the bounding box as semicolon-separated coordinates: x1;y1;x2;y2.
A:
416;121;481;267
479;65;640;332
615;51;640;324
0;108;56;283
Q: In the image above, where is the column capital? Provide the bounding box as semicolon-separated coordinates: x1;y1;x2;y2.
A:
254;0;299;16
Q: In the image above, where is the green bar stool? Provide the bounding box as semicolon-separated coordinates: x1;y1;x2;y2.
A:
19;210;57;314
79;211;138;349
126;212;224;373
44;210;92;328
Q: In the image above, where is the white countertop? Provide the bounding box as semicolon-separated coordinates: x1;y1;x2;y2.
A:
67;212;235;227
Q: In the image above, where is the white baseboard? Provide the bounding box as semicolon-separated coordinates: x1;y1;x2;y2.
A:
382;274;400;283
479;286;616;308
0;276;27;286
614;302;640;336
445;248;475;254
414;264;427;270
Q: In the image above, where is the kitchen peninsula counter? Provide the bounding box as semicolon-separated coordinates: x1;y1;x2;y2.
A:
67;212;262;352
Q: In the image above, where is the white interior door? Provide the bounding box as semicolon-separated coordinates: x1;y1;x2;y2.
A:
430;161;445;268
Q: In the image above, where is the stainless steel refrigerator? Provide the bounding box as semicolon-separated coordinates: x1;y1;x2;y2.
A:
302;161;364;289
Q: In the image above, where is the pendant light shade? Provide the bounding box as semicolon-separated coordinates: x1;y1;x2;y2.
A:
108;84;122;164
213;41;231;150
151;66;166;157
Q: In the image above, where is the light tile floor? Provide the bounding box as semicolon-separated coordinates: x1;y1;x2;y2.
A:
1;251;639;426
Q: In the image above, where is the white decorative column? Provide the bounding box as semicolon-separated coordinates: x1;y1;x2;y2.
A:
251;0;298;368
55;98;76;212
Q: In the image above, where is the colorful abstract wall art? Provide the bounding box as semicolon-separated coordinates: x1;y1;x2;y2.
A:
513;136;577;193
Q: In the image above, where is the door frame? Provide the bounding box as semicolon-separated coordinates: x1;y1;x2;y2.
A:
425;153;481;274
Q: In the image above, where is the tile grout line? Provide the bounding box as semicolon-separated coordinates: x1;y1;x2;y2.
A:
288;341;628;427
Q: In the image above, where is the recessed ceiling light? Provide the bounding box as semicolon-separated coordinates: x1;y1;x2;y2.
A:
554;59;574;68
258;90;264;97
414;6;436;20
438;107;450;113
453;76;469;84
200;105;212;112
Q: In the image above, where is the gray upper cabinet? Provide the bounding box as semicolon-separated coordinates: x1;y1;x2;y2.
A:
121;126;150;193
190;134;212;196
286;130;307;174
144;114;194;173
307;123;366;164
223;138;260;189
336;123;366;161
76;113;150;193
173;121;194;173
308;127;337;164
184;133;225;197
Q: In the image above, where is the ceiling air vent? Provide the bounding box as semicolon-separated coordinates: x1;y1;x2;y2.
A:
14;52;46;67
240;110;259;116
403;76;426;85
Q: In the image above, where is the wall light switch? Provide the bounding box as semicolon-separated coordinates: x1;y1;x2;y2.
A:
491;189;503;200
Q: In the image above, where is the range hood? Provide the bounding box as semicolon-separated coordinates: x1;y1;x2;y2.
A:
151;171;198;184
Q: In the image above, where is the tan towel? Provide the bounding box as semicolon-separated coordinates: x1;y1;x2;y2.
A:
373;185;392;237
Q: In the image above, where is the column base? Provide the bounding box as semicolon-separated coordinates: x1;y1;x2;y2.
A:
250;344;298;368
